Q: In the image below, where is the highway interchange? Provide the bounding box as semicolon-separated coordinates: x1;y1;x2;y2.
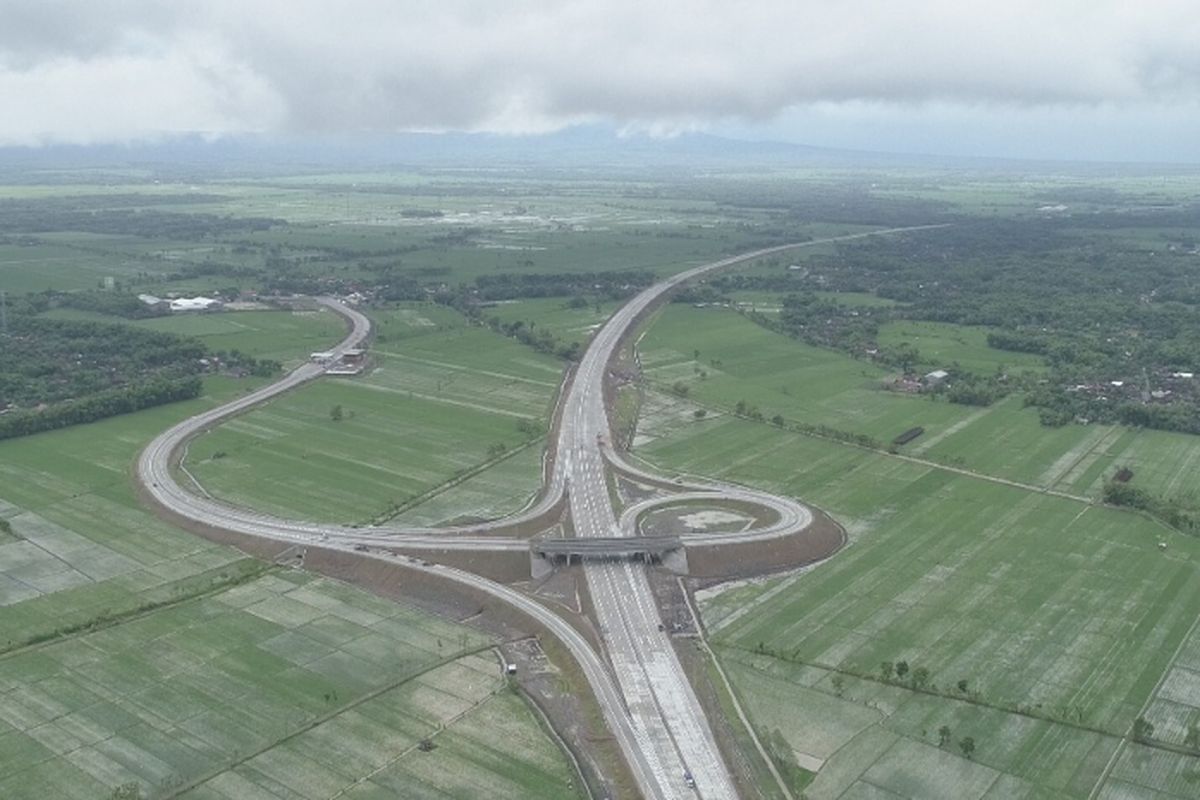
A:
137;228;936;799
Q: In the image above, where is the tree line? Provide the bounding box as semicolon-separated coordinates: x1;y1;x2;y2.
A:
0;316;279;439
712;215;1200;433
0;376;201;440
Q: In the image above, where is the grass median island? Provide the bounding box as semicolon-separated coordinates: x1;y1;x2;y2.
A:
639;415;1200;797
184;305;564;526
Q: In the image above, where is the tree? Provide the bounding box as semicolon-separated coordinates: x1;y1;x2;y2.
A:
959;736;976;759
771;414;785;427
1185;723;1200;750
1132;716;1155;742
831;674;845;697
692;409;707;419
895;660;909;680
880;661;894;681
734;399;748;416
938;726;951;748
671;381;690;397
957;679;969;694
110;785;146;800
330;404;344;422
912;666;930;689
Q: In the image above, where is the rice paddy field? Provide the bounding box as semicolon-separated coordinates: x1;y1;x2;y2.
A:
0;306;582;798
0;241;143;293
483;296;622;346
43;308;350;370
876;320;1048;375
0;569;580;800
638;304;1200;507
184;305;563;525
639;304;1004;444
637;410;1200;798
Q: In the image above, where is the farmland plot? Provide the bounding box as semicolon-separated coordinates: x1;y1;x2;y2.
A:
135;310;349;368
0;241;145;292
641;305;1200;506
640;415;1200;796
876;320;1048;376
639;305;980;444
0;572;577;800
186;311;563;525
484;297;621;346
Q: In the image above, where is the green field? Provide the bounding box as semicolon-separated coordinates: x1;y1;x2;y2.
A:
0;303;582;798
483;297;621;347
877;319;1048;375
639;304;975;443
137;310;349;367
0;303;349;642
8;158;1200;799
39;308;349;369
639;413;1200;798
0;242;141;293
185;305;563;525
638;304;1200;507
0;569;580;800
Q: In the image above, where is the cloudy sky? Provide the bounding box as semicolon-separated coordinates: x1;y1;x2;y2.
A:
3;0;1199;161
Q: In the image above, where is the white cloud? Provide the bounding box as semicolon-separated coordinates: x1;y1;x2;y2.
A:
2;0;1199;146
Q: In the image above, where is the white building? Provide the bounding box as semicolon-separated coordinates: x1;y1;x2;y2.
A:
924;369;950;386
169;297;223;313
310;351;337;365
137;294;169;312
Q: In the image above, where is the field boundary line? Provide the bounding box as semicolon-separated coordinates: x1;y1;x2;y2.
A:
643;389;1095;504
504;644;598;800
719;644;1129;743
1085;598;1200;799
164;642;497;799
348;379;542;419
680;578;796;800
325;647;521;800
372;434;546;525
908;403;995;455
177;437;213;498
370;347;561;387
0;559;273;661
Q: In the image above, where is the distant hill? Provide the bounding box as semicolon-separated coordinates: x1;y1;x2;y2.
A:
1;125;1195;177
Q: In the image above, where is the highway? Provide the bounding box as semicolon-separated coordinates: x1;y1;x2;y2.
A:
136;227;940;799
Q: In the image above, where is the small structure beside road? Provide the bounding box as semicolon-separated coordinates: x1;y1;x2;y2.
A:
313;347;369;375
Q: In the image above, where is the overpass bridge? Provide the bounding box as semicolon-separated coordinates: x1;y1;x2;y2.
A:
530;535;686;577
